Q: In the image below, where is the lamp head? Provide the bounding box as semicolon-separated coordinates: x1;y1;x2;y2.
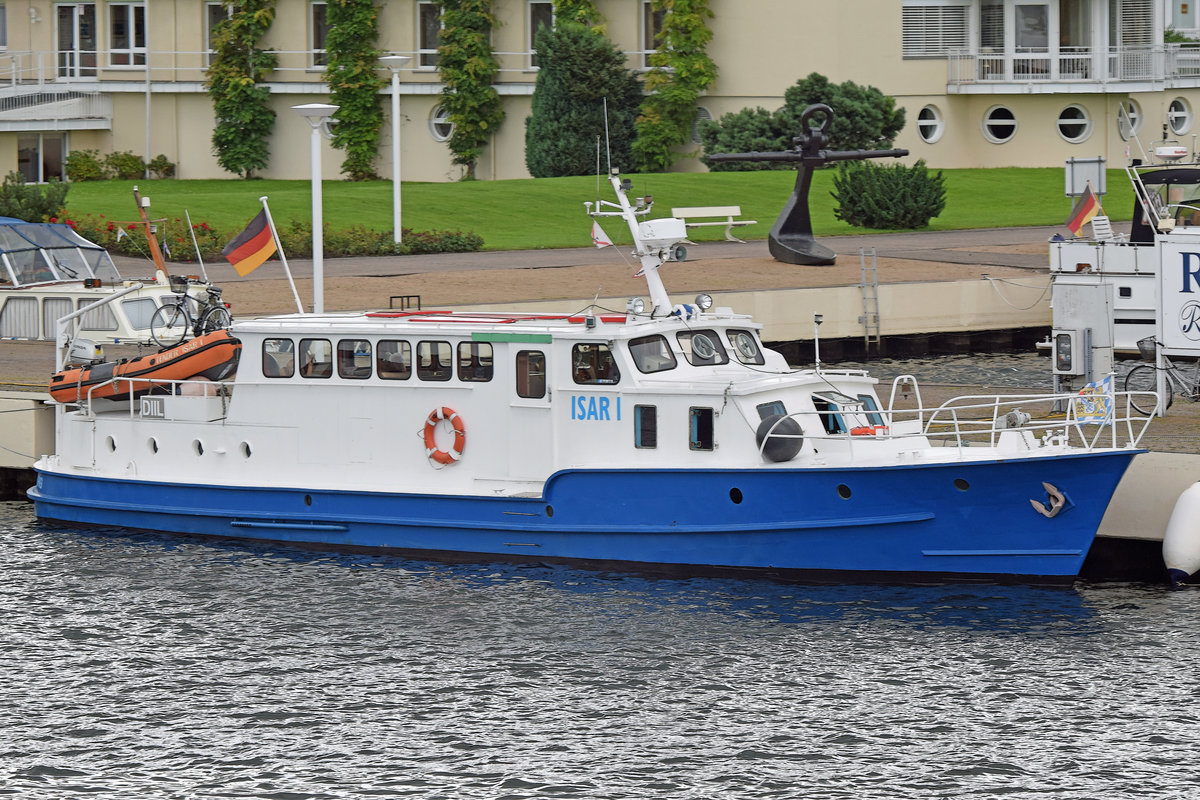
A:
292;103;339;128
380;55;413;72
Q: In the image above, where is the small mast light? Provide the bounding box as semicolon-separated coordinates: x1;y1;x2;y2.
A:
694;293;713;310
626;297;646;314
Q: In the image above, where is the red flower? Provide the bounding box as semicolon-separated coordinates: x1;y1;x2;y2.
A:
106;222;114;231
49;216;57;223
127;224;136;231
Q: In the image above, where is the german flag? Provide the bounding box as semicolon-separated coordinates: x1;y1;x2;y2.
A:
1065;183;1101;236
222;209;277;276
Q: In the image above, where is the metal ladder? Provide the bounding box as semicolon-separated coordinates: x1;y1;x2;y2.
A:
858;248;880;352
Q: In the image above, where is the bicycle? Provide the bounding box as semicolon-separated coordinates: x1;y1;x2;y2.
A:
149;278;232;348
1123;338;1200;415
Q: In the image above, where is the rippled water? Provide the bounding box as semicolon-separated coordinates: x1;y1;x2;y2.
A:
4;500;1199;799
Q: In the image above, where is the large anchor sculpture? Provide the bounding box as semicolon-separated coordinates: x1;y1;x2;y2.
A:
707;104;908;266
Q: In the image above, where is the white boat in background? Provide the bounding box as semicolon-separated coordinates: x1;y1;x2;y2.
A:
30;171;1155;584
0;187;208;343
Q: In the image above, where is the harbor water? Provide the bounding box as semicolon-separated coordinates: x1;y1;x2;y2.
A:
4;499;1200;799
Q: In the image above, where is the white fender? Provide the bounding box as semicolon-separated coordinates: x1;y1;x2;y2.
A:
1163;482;1200;585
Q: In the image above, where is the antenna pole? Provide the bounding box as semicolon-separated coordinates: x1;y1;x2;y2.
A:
603;97;612;174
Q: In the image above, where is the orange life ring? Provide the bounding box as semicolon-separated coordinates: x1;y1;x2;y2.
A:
424;407;466;465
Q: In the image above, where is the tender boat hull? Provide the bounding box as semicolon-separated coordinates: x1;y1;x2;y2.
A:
30;449;1137;582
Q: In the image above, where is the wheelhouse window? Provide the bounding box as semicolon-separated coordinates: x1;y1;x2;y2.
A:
756;401;787;420
417;1;441;68
572;343;620;384
108;3;146;66
726;329;765;365
300;339;332;378
263;338;295;378
635;405;657;448
377;340;411;380
417;340;452;381
641;0;664;67
310;2;328;67
457;342;493;382
629;334;676;373
689;407;715;451
337;339;372;379
528;0;553;67
516;350;546;398
677;330;728;366
813;391;874;435
857;394;885;427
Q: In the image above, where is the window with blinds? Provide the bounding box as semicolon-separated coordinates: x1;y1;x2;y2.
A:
902;5;969;57
1115;0;1153;46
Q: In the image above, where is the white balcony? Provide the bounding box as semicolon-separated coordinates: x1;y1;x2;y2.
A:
947;44;1200;92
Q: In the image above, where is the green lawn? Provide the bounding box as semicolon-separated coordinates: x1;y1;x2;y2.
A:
62;168;1131;252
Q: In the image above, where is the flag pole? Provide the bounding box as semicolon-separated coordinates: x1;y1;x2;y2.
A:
184;209;210;282
259;196;305;315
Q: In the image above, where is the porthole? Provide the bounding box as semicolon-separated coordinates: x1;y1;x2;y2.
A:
429;105;454;142
240;441;252;459
304;494;313;507
1170;98;1193;136
730;487;743;504
954;478;970;492
192;439;204;456
1056;104;1092;144
1117;99;1142;141
148;437;158;454
836;484;852;500
545;505;554;518
105;435;116;452
917;104;944;144
982;105;1017;144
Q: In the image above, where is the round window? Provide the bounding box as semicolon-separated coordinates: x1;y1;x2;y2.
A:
1117;99;1142;140
1170;98;1193;136
917;104;945;144
1057;104;1092;143
982;105;1017;143
691;106;713;144
429;105;454;142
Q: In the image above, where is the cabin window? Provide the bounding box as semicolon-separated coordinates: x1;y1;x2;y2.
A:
10;251;50;284
108;3;146;67
726;329;765;365
635;405;657;448
337;339;372;379
77;298;118;331
756;401;787;420
857;394;885;427
43;299;71;340
629;335;676;373
0;296;35;338
516;350;546;398
417;340;452;381
299;338;333;379
572;343;620;385
689;407;715;451
377;340;412;380
263;338;295;378
457;342;494;382
677;329;729;366
310;2;328;66
119;298;157;330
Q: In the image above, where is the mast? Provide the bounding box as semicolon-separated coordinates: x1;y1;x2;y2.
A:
132;185;170;283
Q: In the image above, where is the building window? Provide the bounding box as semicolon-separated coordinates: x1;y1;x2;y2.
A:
205;2;228;65
634;405;657;449
310;2;328;67
917;105;945;143
528;1;553;67
377;340;412;379
1057;104;1092;143
109;3;146;66
1014;4;1049;49
641;0;664;68
418;1;442;68
691;107;712;144
17;134;65;183
516;350;546;398
429;105;453;142
0;4;8;49
1170;98;1194;136
982;105;1017;143
901;3;968;57
1118;99;1142;140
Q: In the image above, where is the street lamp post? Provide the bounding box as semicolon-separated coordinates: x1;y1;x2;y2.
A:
379;55;412;245
291;102;339;314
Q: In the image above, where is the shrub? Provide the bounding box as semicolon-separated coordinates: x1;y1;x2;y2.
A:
104;151;147;180
0;172;69;221
831;159;947;230
68;213;226;263
148;155;177;179
278;220;482;257
65;149;108;182
697;108;791;172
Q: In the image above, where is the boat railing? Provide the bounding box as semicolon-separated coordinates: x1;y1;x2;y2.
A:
78;375;230;419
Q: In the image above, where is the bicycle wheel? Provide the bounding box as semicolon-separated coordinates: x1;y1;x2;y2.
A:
1124;364;1173;415
199;305;232;335
149;303;191;348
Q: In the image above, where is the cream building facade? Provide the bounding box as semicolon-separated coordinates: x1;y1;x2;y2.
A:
2;0;1200;183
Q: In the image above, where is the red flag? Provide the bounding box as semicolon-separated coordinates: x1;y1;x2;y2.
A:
1065;183;1101;236
222;209;277;276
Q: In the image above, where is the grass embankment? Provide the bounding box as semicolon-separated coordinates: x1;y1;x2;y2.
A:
64;167;1133;252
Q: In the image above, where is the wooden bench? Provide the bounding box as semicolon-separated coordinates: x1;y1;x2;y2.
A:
671;205;757;243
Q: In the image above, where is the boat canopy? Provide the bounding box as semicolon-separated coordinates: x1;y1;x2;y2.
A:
0;217;121;287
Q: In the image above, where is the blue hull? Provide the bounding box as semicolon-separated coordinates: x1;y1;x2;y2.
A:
30;450;1137;582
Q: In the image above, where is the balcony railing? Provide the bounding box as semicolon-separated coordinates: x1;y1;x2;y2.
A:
948;44;1200;85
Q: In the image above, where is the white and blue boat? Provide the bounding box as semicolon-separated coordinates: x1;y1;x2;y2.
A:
30;173;1154;583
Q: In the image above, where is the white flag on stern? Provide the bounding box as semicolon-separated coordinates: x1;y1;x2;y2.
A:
591;221;613;248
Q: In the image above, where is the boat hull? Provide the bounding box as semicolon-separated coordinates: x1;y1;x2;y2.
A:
30;449;1138;582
